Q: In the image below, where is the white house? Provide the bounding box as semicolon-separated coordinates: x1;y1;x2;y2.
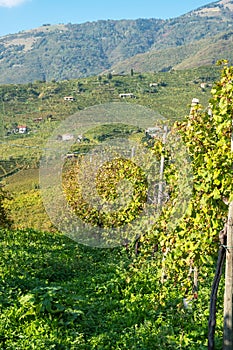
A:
64;153;76;159
77;135;83;142
64;96;75;101
119;93;135;98
145;126;164;138
17;125;27;134
191;98;199;105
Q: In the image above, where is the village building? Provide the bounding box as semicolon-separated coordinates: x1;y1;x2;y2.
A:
64;153;77;159
63;96;75;101
119;93;135;98
191;98;200;105
145;126;164;138
17;125;28;134
200;82;206;89
77;135;83;142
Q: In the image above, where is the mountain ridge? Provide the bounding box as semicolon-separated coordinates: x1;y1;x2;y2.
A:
0;0;233;83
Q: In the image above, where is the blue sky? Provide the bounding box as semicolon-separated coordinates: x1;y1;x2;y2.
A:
0;0;214;36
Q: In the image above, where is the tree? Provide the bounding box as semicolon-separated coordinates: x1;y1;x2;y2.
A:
107;72;113;80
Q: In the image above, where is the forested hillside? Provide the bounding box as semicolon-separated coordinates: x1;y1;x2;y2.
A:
0;0;233;83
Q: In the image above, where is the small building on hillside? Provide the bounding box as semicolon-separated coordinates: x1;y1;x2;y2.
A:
64;153;77;159
64;96;75;101
119;93;135;98
17;125;28;134
77;135;83;142
200;82;206;89
145;126;165;138
191;98;200;105
149;83;158;87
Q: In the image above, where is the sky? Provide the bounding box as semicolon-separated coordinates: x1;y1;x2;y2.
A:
0;0;216;37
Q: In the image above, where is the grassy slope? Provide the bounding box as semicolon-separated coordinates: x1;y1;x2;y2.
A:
0;228;224;349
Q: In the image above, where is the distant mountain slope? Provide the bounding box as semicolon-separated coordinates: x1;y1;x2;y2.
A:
107;31;233;74
0;19;163;84
0;0;233;83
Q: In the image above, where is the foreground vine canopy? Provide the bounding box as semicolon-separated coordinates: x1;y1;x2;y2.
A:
40;102;192;247
157;61;233;286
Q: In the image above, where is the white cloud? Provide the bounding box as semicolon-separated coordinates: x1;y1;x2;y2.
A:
0;0;28;7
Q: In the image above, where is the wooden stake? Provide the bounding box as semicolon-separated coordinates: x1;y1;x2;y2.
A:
223;202;233;349
223;119;233;349
208;225;227;350
157;125;168;207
